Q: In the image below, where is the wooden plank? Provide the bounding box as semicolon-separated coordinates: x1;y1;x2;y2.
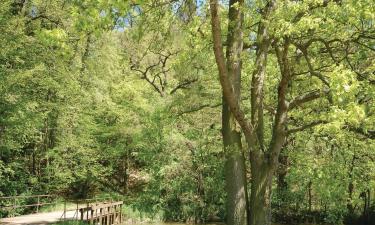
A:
90;201;123;210
114;205;117;224
90;208;94;224
120;204;122;223
106;206;110;225
80;208;84;221
99;208;103;225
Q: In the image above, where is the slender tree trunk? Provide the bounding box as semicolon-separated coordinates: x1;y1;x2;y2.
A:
308;181;312;213
347;153;356;215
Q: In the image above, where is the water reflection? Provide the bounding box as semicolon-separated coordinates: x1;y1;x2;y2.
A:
117;223;307;225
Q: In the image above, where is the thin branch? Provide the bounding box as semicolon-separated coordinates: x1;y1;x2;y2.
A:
170;78;198;95
300;46;330;87
288;120;327;134
142;75;164;97
352;40;375;52
177;102;222;116
130;62;164;97
26;14;61;26
345;125;375;139
344;45;375;85
289;88;329;110
292;64;333;77
291;0;339;23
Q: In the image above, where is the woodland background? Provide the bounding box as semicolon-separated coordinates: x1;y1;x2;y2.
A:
0;0;374;224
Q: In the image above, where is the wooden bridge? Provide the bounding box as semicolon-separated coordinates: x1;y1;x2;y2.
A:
0;195;124;225
77;201;123;224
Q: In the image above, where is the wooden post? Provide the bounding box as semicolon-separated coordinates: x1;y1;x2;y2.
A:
86;202;89;221
105;207;107;225
80;209;84;221
109;205;112;225
100;208;103;225
95;208;97;224
64;200;66;220
76;202;79;220
114;205;117;224
106;206;110;225
36;196;40;213
90;208;94;224
120;203;122;223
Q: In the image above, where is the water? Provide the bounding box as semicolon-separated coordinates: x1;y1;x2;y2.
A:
117;222;313;225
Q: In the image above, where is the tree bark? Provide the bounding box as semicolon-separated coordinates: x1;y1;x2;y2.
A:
222;114;247;225
277;152;288;209
247;2;278;225
249;157;273;225
210;1;286;225
222;0;248;224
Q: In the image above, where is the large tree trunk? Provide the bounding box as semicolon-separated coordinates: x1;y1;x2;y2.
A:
247;3;276;224
209;1;279;225
249;156;273;225
222;0;248;224
223;100;248;225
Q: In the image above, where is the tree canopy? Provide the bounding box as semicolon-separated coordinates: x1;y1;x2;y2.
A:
0;0;374;225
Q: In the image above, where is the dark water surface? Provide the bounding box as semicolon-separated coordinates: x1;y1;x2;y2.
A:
118;223;314;225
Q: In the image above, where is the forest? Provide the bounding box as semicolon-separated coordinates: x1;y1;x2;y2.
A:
0;0;374;225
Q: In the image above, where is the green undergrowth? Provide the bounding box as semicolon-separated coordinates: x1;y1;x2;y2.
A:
121;204;163;223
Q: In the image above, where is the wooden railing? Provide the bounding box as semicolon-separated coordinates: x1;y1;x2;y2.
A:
77;201;123;225
61;197;120;221
0;195;56;214
1;195;124;224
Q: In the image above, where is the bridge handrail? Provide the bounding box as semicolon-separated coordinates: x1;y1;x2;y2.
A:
0;195;122;218
0;194;55;200
0;195;57;214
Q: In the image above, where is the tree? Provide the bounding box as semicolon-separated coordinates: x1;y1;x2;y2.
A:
209;0;374;224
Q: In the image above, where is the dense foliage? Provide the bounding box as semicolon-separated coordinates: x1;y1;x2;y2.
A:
0;0;374;225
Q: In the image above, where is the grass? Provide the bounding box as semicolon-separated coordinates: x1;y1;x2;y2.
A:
121;205;164;223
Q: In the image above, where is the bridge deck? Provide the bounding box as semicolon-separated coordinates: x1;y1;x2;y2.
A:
0;210;76;225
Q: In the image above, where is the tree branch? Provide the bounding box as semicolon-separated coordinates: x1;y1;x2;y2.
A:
288;120;327;134
269;37;291;164
345;125;375;139
177;96;251;116
299;46;330;87
130;62;164;97
289;88;329;110
177;102;222;116
170;78;198;94
291;0;340;23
